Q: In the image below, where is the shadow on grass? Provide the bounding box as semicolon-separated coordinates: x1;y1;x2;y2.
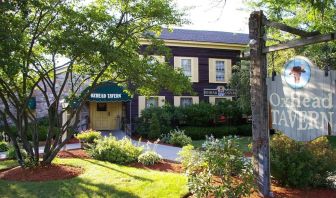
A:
79;158;153;182
0;176;140;198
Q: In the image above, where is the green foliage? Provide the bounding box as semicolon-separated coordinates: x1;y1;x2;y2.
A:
230;60;251;114
90;136;143;165
270;133;336;188
76;129;102;144
181;126;238;140
136;102;245;138
179;136;254;198
6;146;27;160
0;141;9;152
138;151;162;166
161;129;192;147
148;113;161;139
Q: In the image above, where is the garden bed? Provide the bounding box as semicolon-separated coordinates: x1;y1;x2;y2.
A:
57;149;91;159
0;164;83;182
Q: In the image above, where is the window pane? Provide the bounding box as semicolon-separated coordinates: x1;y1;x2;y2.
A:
146;97;158;108
216;61;225;81
180;98;193;107
97;103;107;111
215;98;227;105
181;59;192;77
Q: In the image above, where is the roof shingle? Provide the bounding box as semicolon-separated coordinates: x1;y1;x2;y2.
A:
159;28;249;45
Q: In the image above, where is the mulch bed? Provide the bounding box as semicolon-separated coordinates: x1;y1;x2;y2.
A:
249;183;336;198
57;149;91;159
130;159;183;173
0;164;83;182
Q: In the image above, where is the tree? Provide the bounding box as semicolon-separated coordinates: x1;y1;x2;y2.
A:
0;0;192;167
246;0;336;70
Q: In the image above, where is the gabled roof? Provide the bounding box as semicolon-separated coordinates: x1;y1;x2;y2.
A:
159;28;249;45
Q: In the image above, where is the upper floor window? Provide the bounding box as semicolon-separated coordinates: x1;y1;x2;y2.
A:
181;59;192;77
215;60;225;82
209;58;232;83
180;97;193;107
174;56;199;82
145;97;158;108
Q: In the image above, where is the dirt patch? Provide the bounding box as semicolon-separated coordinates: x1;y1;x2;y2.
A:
0;164;83;182
57;149;91;159
130;159;183;173
66;138;80;144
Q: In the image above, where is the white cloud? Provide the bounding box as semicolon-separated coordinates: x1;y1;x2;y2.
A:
173;0;250;33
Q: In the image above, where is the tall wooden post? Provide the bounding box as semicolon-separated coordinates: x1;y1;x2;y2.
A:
249;11;271;197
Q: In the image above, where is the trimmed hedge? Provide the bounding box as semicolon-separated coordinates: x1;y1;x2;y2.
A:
180;124;252;140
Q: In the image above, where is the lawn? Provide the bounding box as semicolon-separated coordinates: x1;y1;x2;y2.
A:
192;136;252;153
0;160;17;170
0;158;188;198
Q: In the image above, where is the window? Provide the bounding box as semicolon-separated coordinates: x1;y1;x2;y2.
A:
209;58;232;83
174;57;199;82
181;59;192;77
180;97;193;107
215;98;227;105
215;60;225;82
97;103;107;111
145;97;158;108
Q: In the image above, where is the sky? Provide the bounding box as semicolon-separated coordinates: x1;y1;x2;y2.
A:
173;0;250;33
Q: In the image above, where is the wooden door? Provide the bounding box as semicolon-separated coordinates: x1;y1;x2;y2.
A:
90;102;122;130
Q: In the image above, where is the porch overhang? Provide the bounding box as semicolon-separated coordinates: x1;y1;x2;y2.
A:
88;82;132;102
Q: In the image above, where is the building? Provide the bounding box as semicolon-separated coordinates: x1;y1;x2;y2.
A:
13;28;248;132
87;29;249;131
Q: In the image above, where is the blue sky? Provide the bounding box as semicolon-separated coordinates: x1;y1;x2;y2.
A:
174;0;250;33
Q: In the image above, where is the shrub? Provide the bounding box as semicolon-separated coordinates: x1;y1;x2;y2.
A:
182;102;216;127
181;126;238;140
148;113;161;139
76;129;102;144
270;133;336;188
236;124;252;136
90;136;143;164
138;151;162;165
0;141;9;152
7;145;27;160
179;136;254;197
163;129;192;147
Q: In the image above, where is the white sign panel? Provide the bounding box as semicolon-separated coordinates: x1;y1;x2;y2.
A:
267;56;336;141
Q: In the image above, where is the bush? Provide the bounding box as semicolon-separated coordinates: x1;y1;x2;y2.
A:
270;133;336;188
76;129;102;144
148;113;161;139
7;145;27;160
179;136;254;197
181;126;238;140
138;151;162;165
236;124;252;136
162;129;192;147
0;141;9;152
90;136;143;164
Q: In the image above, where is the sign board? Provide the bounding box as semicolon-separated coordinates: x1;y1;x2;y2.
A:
204;86;236;97
267;56;336;141
88;82;132;102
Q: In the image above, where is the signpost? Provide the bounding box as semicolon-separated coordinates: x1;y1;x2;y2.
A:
249;10;336;197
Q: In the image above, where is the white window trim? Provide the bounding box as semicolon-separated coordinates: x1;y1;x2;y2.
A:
209;58;232;83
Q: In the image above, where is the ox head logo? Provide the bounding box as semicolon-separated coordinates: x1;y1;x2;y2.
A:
284;56;312;89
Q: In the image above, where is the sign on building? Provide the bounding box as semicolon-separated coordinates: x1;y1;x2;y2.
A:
267;56;336;141
204;86;236;97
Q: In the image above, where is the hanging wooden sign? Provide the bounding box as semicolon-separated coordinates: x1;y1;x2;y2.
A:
267;56;336;141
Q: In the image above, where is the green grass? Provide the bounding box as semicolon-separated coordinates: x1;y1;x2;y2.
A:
0;158;188;198
0;160;17;170
191;136;252;153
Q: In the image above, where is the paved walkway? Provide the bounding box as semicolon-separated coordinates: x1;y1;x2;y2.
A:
0;131;182;161
101;130;182;162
